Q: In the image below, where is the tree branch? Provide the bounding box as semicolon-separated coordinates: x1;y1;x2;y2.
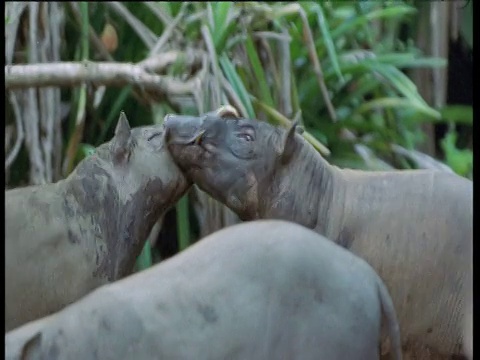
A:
5;54;204;96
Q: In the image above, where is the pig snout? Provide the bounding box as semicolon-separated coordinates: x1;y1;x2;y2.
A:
164;114;205;145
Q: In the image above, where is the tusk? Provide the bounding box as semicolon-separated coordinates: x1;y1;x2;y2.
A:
168;129;205;145
216;105;239;119
193;129;205;145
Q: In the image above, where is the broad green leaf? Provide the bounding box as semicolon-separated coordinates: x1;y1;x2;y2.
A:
330;5;417;41
335;74;380;108
375;54;446;69
313;3;344;83
80;2;89;60
210;2;235;53
245;33;275;107
220;55;256;118
356;97;440;120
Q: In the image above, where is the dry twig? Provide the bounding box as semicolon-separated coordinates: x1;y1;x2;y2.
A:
149;3;188;56
5;60;199;96
201;24;223;108
5;93;24;169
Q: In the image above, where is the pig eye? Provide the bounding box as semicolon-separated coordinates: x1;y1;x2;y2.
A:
238;133;254;142
147;132;162;141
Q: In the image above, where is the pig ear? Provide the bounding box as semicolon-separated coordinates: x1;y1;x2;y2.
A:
292;111;304;134
295;125;305;135
111;111;132;165
279;120;301;164
20;331;42;359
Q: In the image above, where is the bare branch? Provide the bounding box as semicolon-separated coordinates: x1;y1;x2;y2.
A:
149;2;188;57
139;49;204;74
69;3;196;108
26;2;47;185
6;60;198;96
278;28;292;118
50;2;65;181
5;93;24;169
5;2;28;64
201;25;222;107
391;144;455;173
253;31;292;42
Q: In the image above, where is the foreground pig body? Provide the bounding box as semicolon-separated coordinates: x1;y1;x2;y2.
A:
5;220;402;360
5;113;190;332
164;111;472;358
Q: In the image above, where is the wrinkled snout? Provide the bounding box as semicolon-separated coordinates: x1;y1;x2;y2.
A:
164;114;205;145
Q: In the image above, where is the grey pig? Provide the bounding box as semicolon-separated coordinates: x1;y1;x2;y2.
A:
164;108;472;359
5;112;190;331
5;220;402;360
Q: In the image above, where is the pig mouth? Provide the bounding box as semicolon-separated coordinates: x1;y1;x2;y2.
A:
164;127;214;175
165;127;206;147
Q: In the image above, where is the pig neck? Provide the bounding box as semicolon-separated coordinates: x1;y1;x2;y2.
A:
264;140;347;242
62;154;163;281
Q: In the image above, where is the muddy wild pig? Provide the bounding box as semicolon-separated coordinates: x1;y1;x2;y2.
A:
5;112;190;332
163;108;472;359
5;220;402;360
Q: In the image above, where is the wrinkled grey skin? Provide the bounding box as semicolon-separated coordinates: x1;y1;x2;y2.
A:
5;113;190;332
5;220;402;360
164;112;473;358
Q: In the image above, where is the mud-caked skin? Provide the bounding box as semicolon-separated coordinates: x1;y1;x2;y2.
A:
5;113;190;332
164;110;473;358
5;220;402;360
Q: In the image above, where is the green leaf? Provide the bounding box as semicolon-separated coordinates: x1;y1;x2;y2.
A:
80;2;89;60
135;242;152;271
96;85;133;145
244;33;275;107
375;54;446;69
210;2;235;53
176;195;191;251
220;55;256;118
373;65;421;102
440;131;473;177
253;98;331;156
356;97;440;120
313;3;344;83
439;105;473;125
330;5;417;41
335;74;380;109
79;143;96;158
